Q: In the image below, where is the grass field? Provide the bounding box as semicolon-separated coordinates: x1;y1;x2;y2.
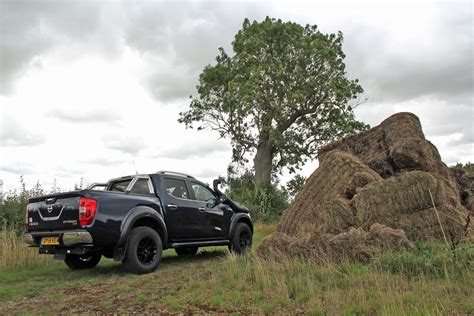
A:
0;224;473;314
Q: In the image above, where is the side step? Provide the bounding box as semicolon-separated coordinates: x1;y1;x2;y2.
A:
170;240;230;248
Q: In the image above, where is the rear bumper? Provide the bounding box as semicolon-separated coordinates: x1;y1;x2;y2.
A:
62;231;93;246
23;230;93;247
23;234;36;246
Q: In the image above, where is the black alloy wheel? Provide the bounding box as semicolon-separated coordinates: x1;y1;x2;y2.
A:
239;230;251;250
137;236;158;265
229;222;252;255
123;226;163;274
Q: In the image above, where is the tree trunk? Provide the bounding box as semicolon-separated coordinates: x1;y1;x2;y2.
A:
254;140;273;187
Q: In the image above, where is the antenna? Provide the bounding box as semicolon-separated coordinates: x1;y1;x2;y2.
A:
132;160;138;175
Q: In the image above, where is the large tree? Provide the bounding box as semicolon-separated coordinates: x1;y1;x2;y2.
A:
179;17;367;187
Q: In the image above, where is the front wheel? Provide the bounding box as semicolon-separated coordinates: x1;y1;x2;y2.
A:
229;223;252;255
64;252;101;270
123;227;162;274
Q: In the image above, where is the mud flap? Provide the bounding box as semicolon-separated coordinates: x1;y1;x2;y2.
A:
113;246;126;261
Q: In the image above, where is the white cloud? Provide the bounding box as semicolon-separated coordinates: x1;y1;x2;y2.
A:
0;113;45;147
48;108;122;124
154;141;230;160
102;135;145;155
0;0;472;193
0;163;35;175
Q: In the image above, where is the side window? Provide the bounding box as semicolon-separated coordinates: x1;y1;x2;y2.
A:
109;179;132;192
191;182;216;202
164;178;189;199
129;178;151;195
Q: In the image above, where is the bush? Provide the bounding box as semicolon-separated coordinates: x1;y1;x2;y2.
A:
454;162;474;173
226;172;289;223
285;174;306;200
0;177;46;235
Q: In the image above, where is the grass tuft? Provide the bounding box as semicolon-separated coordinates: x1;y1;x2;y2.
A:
373;241;474;279
0;227;58;269
0;224;473;314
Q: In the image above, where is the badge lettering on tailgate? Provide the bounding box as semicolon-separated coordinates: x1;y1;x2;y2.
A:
63;219;77;225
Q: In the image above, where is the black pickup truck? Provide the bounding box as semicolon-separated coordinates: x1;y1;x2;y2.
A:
24;171;253;274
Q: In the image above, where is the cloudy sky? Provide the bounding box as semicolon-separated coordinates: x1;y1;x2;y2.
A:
0;0;472;193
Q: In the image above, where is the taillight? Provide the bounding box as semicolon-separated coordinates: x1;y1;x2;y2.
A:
79;197;97;226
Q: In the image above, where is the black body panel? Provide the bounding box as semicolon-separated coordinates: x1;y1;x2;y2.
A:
27;172;252;257
28;195;81;231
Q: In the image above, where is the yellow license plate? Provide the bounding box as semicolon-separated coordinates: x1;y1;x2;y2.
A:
42;236;59;246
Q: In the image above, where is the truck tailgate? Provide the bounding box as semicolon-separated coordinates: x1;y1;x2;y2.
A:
27;192;82;231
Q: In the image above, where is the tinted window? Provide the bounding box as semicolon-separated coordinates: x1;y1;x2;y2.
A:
129;178;151;195
164;178;189;199
109;179;132;192
191;182;216;202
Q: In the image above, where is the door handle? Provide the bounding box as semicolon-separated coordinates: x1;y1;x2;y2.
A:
167;204;178;210
198;207;206;212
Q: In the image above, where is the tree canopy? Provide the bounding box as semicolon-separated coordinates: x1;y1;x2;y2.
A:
179;17;368;186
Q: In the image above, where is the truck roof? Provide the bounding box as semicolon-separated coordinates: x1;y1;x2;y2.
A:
155;171;195;179
107;171;196;184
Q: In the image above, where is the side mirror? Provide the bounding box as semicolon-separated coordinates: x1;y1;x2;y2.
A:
219;194;228;202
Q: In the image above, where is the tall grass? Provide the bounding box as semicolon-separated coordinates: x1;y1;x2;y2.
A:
0;223;472;314
373;241;474;279
0;227;57;270
204;243;474;314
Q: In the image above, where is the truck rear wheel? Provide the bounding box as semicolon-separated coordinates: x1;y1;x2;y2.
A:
64;252;101;270
175;247;198;256
123;227;162;274
229;223;252;255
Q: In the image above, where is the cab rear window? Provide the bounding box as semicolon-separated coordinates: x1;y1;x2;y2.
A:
129;179;151;195
109;179;132;192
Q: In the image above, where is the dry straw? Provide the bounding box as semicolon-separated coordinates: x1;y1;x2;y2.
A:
428;188;449;248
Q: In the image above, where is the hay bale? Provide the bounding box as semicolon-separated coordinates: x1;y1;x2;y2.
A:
276;150;382;236
450;167;474;241
257;224;415;264
353;171;467;242
318;112;453;181
257;112;472;263
450;166;474;212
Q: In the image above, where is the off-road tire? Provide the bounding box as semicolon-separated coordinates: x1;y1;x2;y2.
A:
175;247;199;256
64;252;101;270
123;227;162;274
229;223;252;255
